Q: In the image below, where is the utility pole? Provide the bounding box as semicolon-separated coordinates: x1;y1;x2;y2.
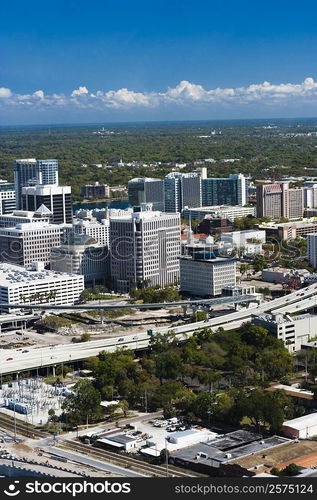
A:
145;388;148;413
165;438;169;477
13;401;17;442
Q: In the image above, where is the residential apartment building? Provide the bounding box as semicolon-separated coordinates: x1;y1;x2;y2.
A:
256;182;304;219
164;172;202;212
110;211;181;293
202;174;246;206
0;222;63;267
14;159;58;208
81;182;110;199
128;178;165;211
0;261;84;312
22;184;72;224
0;180;16;215
180;254;236;296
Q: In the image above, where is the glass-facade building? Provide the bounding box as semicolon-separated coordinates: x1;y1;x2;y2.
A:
14;159;58;208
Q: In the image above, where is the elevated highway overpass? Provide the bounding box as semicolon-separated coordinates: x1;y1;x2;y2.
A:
1;285;317;376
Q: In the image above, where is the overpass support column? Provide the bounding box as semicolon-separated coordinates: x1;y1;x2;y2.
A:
100;310;104;325
52;365;56;377
182;305;188;317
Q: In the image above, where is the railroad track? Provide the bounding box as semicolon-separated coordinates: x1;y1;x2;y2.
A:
61;439;197;478
0;413;49;439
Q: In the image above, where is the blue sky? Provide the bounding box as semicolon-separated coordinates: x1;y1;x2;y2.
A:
1;0;317;124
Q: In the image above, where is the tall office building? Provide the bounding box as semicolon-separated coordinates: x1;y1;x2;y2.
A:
164;172;202;212
110;210;181;292
14;159;58;208
128;178;165;211
202;174;246;206
0;180;16;215
256;182;303;219
22;185;72;224
0;222;63;267
308;233;317;269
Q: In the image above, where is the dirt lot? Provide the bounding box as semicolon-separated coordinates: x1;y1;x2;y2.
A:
230;439;317;472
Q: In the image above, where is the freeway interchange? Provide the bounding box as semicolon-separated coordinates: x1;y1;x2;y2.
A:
1;284;317;376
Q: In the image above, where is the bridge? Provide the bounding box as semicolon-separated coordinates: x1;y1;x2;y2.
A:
1;285;317;376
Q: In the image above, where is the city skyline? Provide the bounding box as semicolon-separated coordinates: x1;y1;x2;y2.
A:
2;0;317;124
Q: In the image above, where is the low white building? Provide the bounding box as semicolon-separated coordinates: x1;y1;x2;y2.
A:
221;229;266;248
252;312;317;352
262;267;310;284
180;254;236;296
282;413;317;439
182;205;256;222
0;261;84;312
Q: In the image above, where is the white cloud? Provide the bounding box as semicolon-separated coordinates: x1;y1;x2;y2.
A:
1;77;317;110
71;86;89;97
0;87;12;98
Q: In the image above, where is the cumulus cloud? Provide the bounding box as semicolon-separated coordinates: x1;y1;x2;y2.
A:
71;86;89;97
0;87;12;98
1;77;317;110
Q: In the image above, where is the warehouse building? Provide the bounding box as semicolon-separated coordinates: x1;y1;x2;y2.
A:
282;414;317;439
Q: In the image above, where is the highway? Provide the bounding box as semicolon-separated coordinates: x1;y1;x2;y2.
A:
1;284;317;376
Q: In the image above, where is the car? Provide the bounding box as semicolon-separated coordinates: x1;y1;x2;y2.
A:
122;345;129;349
132;336;138;340
118;338;124;342
22;349;29;353
50;356;56;359
6;357;13;361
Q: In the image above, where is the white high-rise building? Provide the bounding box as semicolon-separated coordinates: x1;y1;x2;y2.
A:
110;211;181;293
308;233;317;269
304;182;317;208
0;222;64;267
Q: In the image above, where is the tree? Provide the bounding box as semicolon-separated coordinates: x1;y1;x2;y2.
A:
62;380;101;426
281;463;301;476
190;310;207;322
240;264;250;275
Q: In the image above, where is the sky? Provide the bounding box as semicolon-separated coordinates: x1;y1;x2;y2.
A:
1;0;317;124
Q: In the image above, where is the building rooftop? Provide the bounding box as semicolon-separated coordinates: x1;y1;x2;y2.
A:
0;262;80;287
283;413;317;431
171;435;289;465
267;384;314;400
